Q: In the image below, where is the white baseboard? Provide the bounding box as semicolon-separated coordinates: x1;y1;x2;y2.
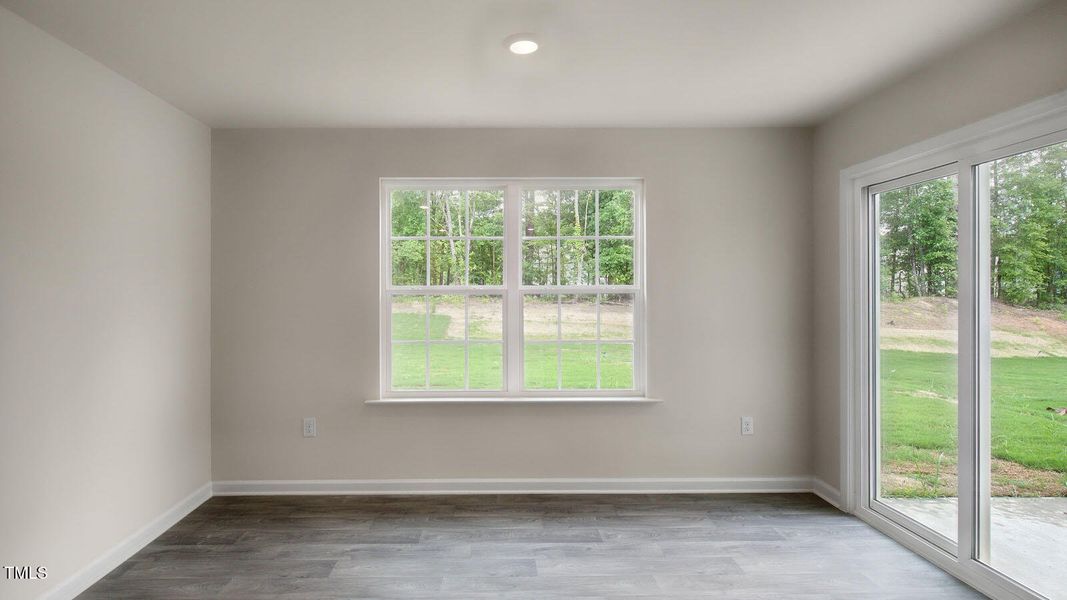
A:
212;476;815;496
812;477;844;509
43;482;212;600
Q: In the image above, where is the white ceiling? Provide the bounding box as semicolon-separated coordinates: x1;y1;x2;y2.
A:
2;0;1041;127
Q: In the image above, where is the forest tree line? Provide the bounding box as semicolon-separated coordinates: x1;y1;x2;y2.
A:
880;142;1067;308
390;189;634;287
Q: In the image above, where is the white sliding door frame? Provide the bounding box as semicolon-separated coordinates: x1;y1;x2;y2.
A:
840;89;1067;600
961;127;1067;568
865;163;961;558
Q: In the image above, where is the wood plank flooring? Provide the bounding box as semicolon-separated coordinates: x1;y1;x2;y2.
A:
77;493;985;599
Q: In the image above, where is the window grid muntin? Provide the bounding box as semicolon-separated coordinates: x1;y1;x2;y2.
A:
520;189;634;287
387;291;504;392
519;186;635;390
521;292;635;391
389;188;505;289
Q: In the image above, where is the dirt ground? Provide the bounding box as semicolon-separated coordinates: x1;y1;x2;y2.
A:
520;298;634;340
396;296;633;340
883;452;1066;498
880;297;1067;357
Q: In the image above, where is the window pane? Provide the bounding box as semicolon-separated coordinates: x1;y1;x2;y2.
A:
470;190;504;237
469;343;503;390
600;343;634;389
391;240;426;286
469;240;503;285
428;295;464;341
523;190;557;236
391;295;425;341
598;240;634;285
561;343;597;389
523;240;557;285
429;190;466;237
391;190;426;237
598;190;634;235
430;240;465;286
392;343;426;389
979;140;1067;599
559;190;595;236
524;343;558;389
876;174;959;542
560;294;597;340
600;294;634;340
524;294;558;341
429;344;465;389
469;295;502;340
560;239;595;286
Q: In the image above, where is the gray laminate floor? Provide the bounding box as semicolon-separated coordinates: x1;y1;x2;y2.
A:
77;493;985;599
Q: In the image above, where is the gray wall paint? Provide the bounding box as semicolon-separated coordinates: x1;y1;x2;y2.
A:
811;0;1067;492
0;7;211;599
211;127;813;482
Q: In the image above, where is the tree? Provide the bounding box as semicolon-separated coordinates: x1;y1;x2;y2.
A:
879;177;958;301
990;142;1067;306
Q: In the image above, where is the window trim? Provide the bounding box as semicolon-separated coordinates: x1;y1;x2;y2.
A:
378;177;647;401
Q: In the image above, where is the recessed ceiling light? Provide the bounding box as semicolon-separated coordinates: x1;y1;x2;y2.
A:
505;34;538;55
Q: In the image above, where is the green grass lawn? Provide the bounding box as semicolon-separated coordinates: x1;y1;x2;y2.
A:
523;342;633;390
880;349;1067;497
391;310;453;340
391;312;633;390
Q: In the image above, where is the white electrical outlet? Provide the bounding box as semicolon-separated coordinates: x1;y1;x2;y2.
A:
741;416;754;436
303;417;317;438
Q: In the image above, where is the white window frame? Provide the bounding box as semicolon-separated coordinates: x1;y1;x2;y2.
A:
377;177;649;403
840;90;1067;600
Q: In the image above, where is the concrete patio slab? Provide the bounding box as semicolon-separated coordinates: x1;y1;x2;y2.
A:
882;497;1067;599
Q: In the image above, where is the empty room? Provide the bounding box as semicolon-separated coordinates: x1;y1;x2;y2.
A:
2;0;1066;598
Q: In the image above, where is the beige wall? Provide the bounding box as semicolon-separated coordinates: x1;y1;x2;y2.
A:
211;127;813;482
0;7;211;600
811;0;1067;492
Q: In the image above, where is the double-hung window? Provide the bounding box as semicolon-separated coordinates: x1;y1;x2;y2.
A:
380;179;644;399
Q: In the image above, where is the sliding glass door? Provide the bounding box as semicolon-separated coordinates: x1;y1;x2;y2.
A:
870;168;961;549
862;126;1067;600
975;140;1067;600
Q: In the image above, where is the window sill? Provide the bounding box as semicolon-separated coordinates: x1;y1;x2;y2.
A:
366;396;661;405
